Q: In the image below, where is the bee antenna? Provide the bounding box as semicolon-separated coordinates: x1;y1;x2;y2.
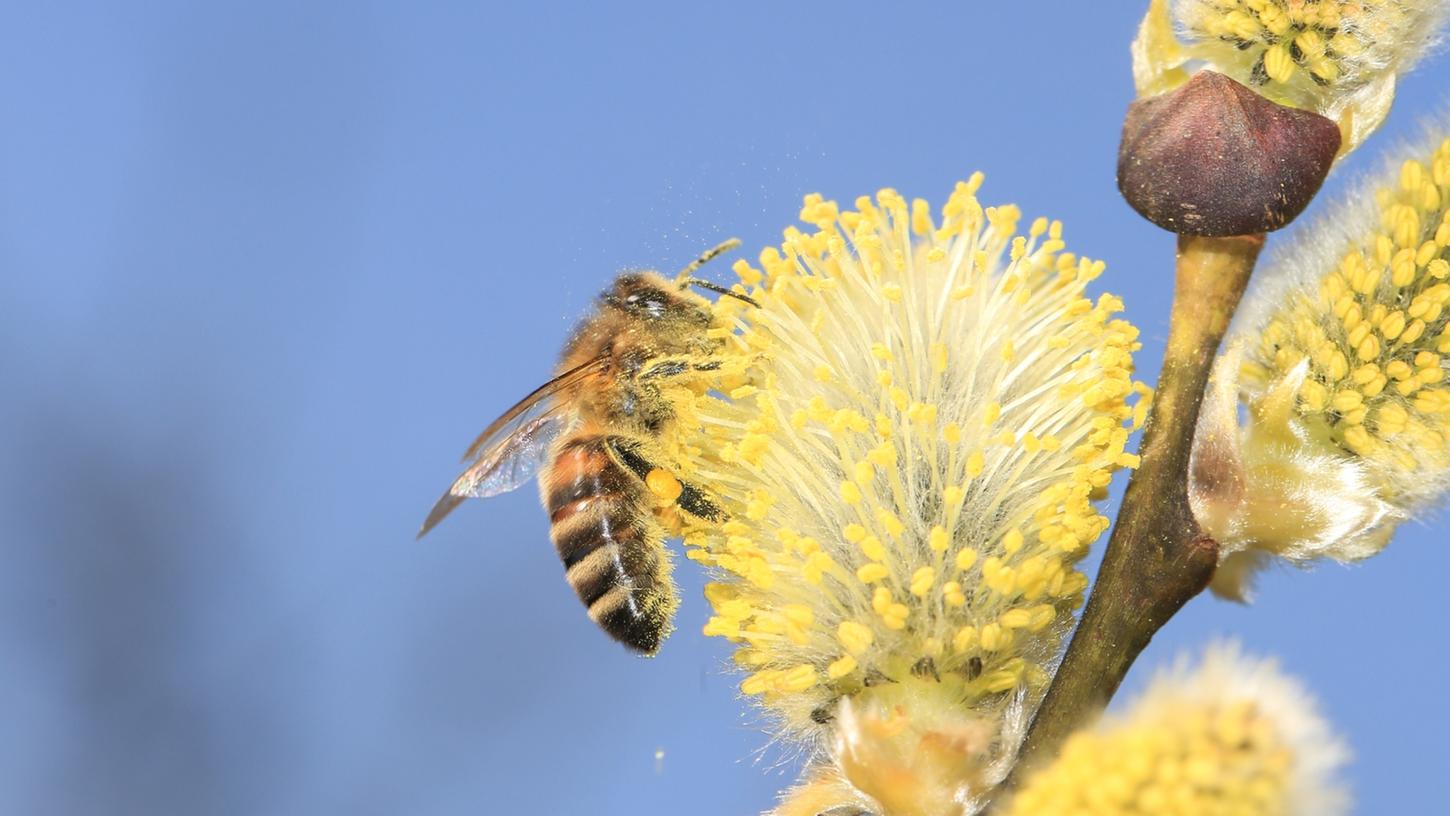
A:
682;278;760;308
674;238;742;282
673;238;756;306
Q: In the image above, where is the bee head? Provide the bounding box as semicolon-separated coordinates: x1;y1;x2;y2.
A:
603;274;711;325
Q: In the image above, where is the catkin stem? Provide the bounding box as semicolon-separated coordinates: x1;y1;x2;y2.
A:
996;233;1262;795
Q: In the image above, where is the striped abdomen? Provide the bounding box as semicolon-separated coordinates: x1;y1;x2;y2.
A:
541;435;675;654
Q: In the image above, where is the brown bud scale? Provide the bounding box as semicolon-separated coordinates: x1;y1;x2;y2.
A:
1117;71;1341;237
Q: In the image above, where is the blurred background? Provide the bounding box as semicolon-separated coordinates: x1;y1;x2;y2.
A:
2;2;1446;813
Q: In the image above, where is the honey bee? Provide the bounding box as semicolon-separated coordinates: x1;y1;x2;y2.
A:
418;240;756;655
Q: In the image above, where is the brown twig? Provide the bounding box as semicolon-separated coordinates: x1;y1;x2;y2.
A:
996;233;1263;795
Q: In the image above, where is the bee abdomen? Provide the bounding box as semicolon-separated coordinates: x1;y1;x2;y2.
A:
542;436;673;654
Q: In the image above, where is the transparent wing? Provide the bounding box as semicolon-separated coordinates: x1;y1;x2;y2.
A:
417;356;607;538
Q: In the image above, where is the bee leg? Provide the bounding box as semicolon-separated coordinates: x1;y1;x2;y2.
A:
653;504;684;535
673;479;723;521
639;357;696;380
639;353;739;380
604;437;725;523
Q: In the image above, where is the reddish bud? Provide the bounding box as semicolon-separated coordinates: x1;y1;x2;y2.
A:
1117;71;1341;237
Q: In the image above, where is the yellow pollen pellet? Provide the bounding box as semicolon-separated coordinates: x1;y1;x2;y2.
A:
909;567;936;597
827;655;857;680
645;469;684;501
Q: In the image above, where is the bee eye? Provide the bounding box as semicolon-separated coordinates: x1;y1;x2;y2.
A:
630;292;668;316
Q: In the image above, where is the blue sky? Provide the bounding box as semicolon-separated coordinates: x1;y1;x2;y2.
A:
1;2;1445;813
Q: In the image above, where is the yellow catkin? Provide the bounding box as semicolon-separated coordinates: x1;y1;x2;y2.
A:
1137;0;1447;152
677;178;1142;792
1206;135;1450;588
1005;645;1348;816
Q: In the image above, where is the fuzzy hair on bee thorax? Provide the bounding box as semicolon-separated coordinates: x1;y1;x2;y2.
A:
556;272;728;434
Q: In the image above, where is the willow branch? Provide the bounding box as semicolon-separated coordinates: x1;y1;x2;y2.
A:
999;233;1263;792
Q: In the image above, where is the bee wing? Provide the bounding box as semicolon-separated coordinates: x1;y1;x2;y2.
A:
417;356;608;538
